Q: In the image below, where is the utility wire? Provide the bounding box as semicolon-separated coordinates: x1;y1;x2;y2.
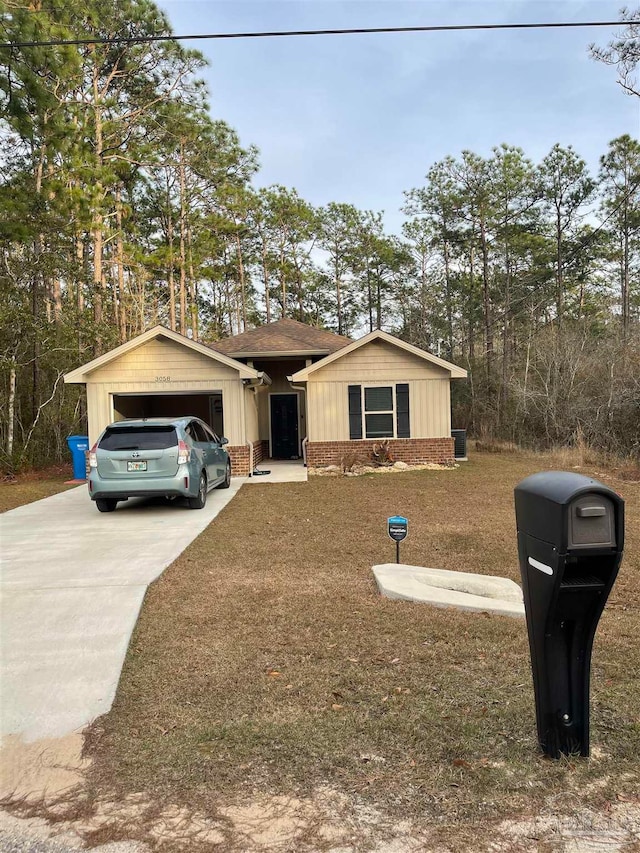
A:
0;19;638;50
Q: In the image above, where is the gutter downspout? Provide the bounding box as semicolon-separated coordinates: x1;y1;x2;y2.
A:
243;372;271;477
288;376;308;466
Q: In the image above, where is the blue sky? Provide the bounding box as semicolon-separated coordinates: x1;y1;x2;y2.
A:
157;0;640;233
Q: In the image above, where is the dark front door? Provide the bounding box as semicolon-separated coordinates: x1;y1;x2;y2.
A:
270;394;299;459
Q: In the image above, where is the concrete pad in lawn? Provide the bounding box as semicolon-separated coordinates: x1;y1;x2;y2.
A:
372;563;525;618
0;479;246;744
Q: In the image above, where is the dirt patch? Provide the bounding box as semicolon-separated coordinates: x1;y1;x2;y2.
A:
0;734;89;802
2;786;639;852
496;802;640;852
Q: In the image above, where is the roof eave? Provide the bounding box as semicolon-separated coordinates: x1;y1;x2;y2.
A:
220;348;333;359
64;326;260;383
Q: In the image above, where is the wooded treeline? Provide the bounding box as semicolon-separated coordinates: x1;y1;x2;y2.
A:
1;1;639;469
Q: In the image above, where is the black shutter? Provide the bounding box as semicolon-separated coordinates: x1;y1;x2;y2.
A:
396;384;410;438
348;385;362;439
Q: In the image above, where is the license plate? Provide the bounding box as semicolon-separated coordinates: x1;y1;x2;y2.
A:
127;461;147;472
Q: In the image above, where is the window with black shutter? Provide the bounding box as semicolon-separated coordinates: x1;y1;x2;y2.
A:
396;384;410;438
346;384;411;439
348;385;363;439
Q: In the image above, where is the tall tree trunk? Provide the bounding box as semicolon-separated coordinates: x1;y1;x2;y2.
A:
91;216;104;332
75;231;85;352
555;205;563;324
443;228;454;357
91;57;105;346
46;160;61;323
32;147;45;422
7;356;16;458
622;200;630;341
235;233;247;331
166;176;176;330
178;137;187;335
468;244;476;361
367;260;373;333
502;227;511;394
279;244;287;318
187;223;198;340
223;251;234;335
335;253;343;336
51;279;62;323
115;186;127;342
479;215;493;372
261;242;271;323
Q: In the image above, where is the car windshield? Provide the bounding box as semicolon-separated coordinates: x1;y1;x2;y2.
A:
99;426;178;451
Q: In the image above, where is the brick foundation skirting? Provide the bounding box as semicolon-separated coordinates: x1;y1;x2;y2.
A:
227;441;269;477
306;438;455;468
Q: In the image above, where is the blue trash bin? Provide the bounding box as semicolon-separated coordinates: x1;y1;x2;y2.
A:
67;435;89;480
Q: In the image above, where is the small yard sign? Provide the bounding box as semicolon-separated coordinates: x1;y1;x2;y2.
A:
388;515;408;563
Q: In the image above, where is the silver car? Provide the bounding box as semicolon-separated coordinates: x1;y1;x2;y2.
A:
88;417;231;513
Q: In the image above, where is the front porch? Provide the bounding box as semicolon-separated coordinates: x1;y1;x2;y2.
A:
246;458;307;484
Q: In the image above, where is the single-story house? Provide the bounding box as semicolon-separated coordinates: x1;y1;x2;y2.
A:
64;319;467;475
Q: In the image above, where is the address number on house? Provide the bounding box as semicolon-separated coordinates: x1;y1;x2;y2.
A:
155;376;171;382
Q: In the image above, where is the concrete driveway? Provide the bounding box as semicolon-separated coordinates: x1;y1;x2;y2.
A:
0;479;245;744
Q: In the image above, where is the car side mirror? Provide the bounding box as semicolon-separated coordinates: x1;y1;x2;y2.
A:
220;436;229;446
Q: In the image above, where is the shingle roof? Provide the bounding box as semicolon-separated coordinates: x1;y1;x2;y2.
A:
209;318;352;356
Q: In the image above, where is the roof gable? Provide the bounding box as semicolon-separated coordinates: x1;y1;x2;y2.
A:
210;318;351;357
290;330;468;381
64;326;260;384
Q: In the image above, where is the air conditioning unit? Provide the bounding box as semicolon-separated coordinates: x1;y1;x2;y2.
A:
451;429;467;460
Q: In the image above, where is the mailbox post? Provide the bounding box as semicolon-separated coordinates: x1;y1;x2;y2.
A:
514;471;624;758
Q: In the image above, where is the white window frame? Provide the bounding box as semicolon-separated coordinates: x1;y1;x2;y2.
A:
362;384;396;440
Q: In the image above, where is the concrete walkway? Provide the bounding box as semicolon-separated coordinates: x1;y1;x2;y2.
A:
0;479;246;743
247;460;307;483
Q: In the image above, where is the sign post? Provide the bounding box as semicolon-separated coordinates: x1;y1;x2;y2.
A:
387;516;408;564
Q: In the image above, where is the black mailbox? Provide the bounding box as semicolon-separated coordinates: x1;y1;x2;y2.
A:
514;471;624;758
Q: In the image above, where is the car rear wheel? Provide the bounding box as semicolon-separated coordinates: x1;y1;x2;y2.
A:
188;472;207;509
217;461;231;489
96;498;118;513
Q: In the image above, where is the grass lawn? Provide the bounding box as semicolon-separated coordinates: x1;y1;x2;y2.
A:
0;466;76;513
82;451;639;849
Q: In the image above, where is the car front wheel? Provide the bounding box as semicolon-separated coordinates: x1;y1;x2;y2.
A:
96;498;118;513
188;472;207;509
217;461;231;489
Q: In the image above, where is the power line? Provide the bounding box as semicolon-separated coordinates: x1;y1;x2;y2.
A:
0;19;637;50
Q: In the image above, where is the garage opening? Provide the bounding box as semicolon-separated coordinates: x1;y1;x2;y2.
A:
113;392;224;437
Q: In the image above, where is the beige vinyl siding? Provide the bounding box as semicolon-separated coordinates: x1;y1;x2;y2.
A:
84;338;245;445
244;385;260;444
410;377;451;437
86;337;239;383
306;379;450;441
311;340;448;381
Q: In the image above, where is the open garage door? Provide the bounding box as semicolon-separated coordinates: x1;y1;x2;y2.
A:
113;392;224;437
